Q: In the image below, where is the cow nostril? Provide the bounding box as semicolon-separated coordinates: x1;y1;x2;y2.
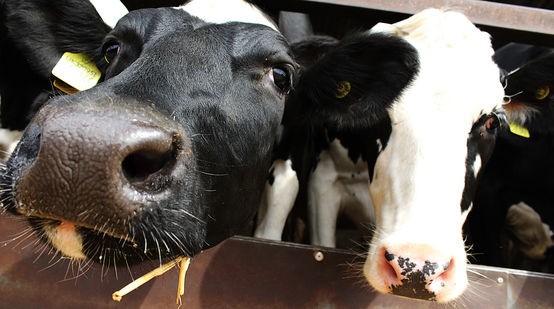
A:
383;257;399;284
437;258;456;282
122;148;174;184
381;248;400;286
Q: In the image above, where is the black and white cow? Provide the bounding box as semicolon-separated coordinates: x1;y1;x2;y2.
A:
258;9;505;302
254;35;377;248
467;43;554;273
0;0;297;266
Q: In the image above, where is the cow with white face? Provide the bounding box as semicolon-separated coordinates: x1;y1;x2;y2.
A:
260;9;505;303
364;10;505;302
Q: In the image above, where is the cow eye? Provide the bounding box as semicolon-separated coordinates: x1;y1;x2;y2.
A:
270;65;292;94
485;113;500;131
104;43;120;64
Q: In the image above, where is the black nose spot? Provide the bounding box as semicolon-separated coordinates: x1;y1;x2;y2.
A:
391;271;437;301
397;256;416;276
423;261;439;277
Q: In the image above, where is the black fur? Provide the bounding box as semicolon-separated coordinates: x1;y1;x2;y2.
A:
283;32;419;129
0;0;111;129
265;33;417;243
467;43;554;273
461;111;505;212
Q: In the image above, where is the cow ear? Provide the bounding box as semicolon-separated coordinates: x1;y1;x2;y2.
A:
284;32;419;128
2;0;112;77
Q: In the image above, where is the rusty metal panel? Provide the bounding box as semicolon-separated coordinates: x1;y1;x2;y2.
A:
1;216;554;308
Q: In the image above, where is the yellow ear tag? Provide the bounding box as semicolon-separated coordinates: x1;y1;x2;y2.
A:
536;86;550;100
52;52;101;93
335;81;351;99
52;79;79;94
509;122;530;138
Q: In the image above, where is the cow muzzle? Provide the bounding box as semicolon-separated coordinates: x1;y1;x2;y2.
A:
364;242;467;303
7;101;190;240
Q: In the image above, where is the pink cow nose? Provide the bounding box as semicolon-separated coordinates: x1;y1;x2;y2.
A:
379;246;456;301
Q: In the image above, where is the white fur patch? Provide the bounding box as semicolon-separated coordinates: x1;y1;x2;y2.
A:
308;139;374;247
365;9;504;303
472;154;481;179
44;222;86;259
0;128;22;161
254;159;299;240
88;0;128;28
179;0;278;31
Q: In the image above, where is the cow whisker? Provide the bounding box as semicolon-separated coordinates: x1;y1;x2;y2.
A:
196;170;228;177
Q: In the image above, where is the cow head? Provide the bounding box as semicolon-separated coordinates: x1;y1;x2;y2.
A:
286;9;505;302
495;44;554;133
0;0;297;266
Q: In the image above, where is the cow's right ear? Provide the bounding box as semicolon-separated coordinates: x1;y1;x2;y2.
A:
284;32;419;128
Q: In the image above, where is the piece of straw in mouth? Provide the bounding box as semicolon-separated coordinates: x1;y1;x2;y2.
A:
176;257;191;305
112;256;190;302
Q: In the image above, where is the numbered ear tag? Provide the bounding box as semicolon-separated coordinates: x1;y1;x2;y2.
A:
509;122;530;138
52;52;101;93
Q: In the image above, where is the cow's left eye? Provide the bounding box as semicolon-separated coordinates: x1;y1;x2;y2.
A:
485;113;500;131
270;65;293;94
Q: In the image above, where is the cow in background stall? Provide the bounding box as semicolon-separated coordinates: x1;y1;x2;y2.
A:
256;8;506;302
254;34;377;248
467;43;554;273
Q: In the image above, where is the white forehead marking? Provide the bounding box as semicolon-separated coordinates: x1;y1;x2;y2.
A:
386;9;504;125
88;0;129;28
179;0;278;31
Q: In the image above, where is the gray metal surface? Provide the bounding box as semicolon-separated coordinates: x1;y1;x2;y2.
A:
1;215;553;308
289;0;553;34
256;0;554;47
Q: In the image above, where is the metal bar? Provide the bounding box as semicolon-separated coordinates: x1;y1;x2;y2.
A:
1;216;553;308
292;0;554;35
256;0;554;47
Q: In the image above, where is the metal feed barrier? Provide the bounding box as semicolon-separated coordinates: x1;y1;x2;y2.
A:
0;216;553;308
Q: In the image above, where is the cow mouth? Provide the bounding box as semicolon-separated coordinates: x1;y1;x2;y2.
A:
24;215;184;265
19;209;132;242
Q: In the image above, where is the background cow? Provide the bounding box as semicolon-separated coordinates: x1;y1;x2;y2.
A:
254;35;377;249
467;43;554;273
0;0;297;269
